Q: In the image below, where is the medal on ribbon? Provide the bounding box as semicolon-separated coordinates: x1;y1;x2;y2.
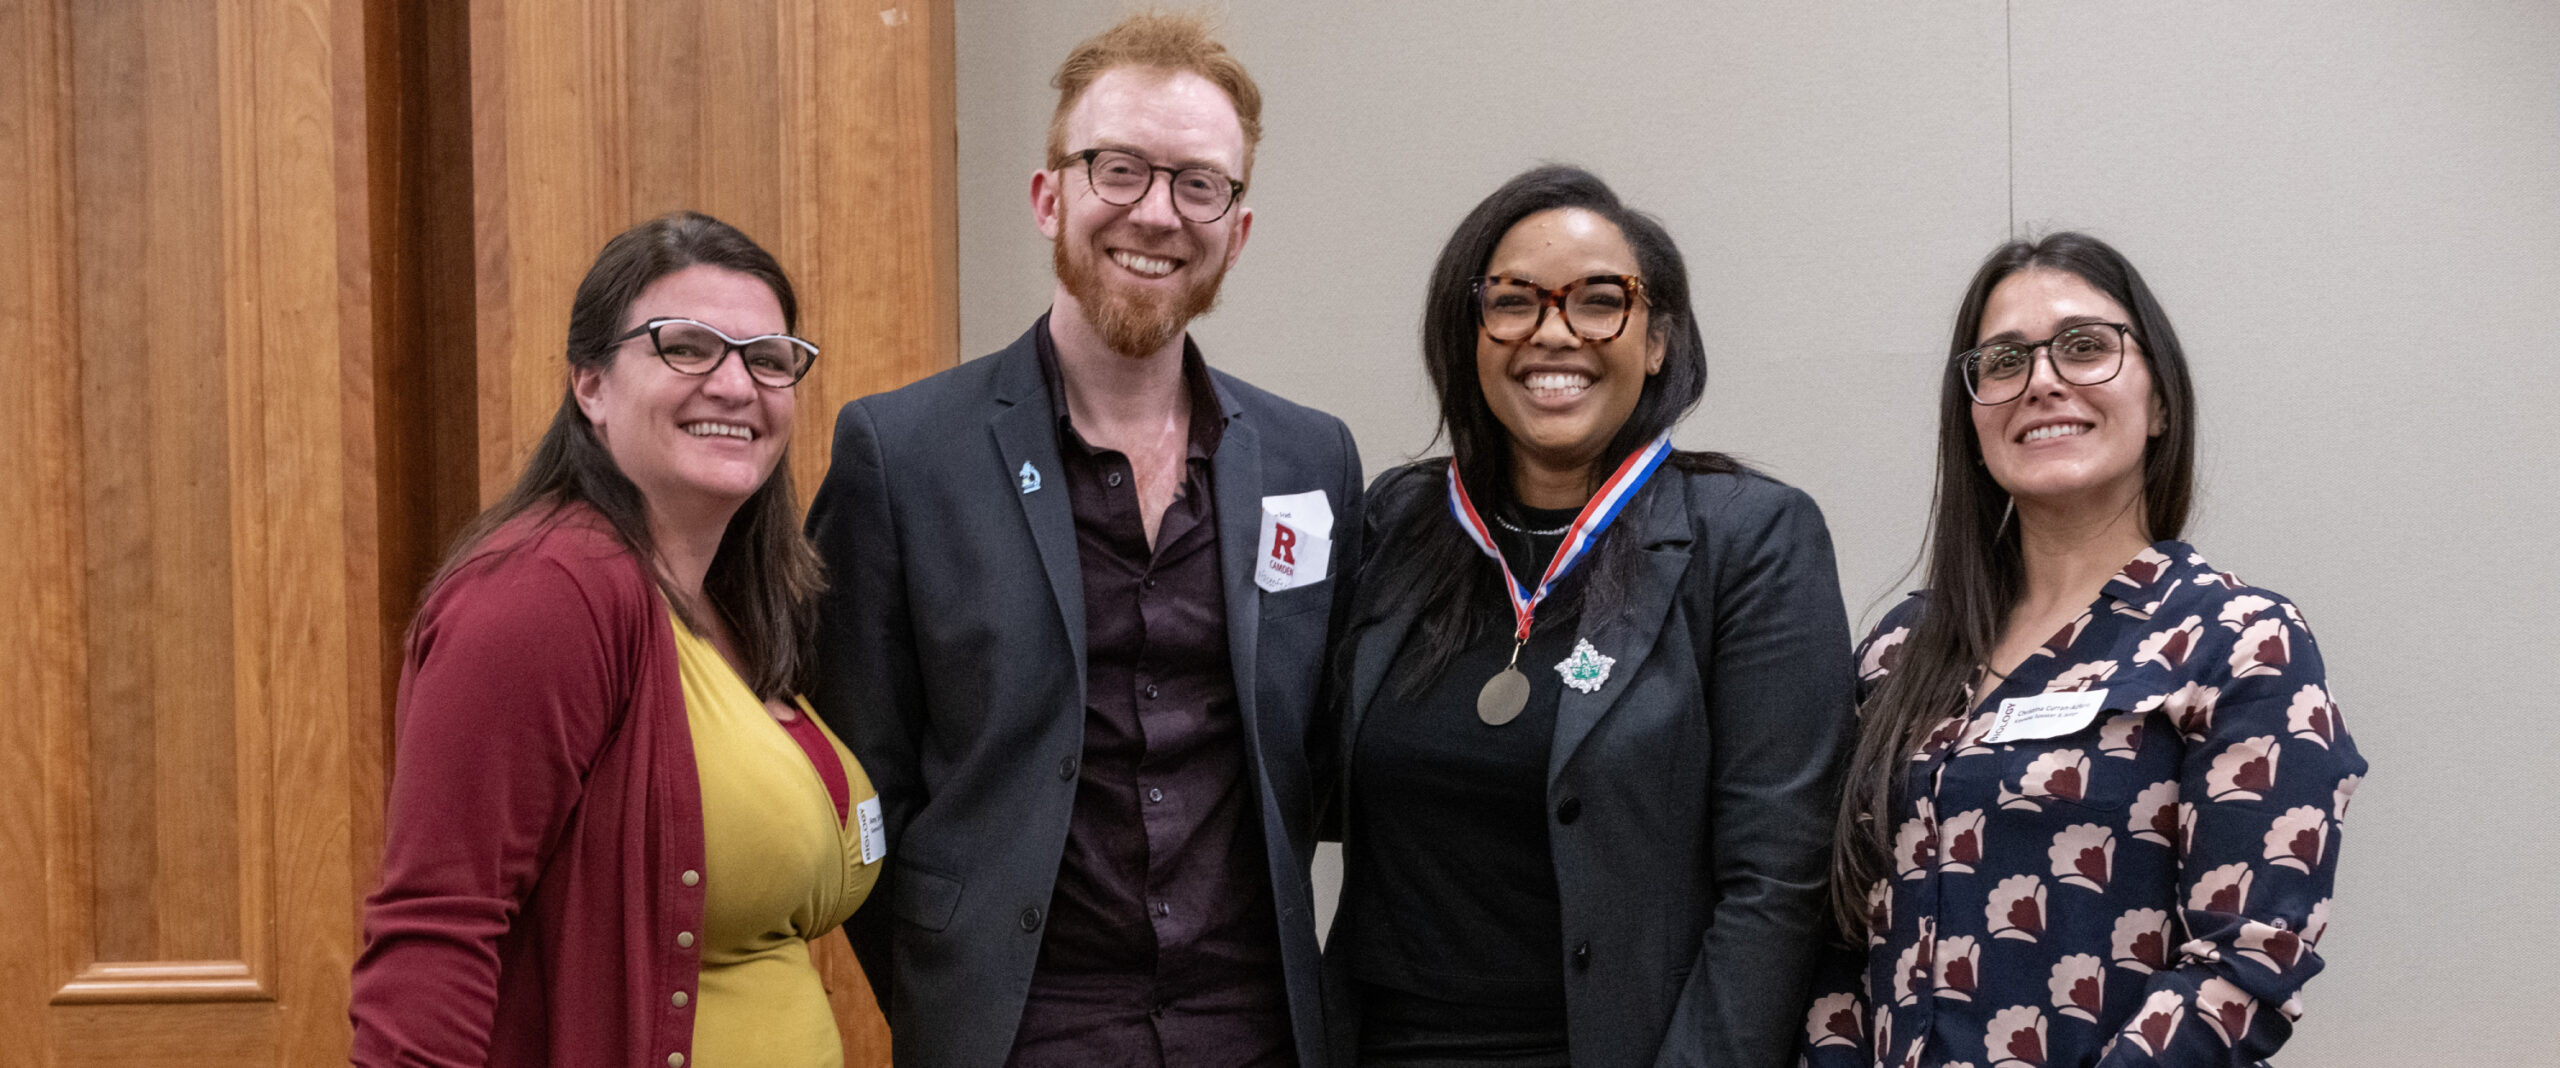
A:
1446;434;1673;725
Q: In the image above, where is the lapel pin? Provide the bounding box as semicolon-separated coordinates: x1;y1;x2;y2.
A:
1556;638;1614;695
1018;461;1042;495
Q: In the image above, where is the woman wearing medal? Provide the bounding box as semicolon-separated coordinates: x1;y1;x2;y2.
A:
1321;165;1858;1068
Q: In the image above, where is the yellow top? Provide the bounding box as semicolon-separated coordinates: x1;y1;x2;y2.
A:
669;612;881;1068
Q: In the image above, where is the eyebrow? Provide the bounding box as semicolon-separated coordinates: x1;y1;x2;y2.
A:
1979;314;2114;345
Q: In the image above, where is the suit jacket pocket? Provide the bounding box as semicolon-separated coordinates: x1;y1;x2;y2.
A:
889;858;963;932
1260;578;1332;620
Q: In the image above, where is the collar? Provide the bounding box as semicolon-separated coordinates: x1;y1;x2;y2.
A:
1034;311;1227;460
2100;538;2212;611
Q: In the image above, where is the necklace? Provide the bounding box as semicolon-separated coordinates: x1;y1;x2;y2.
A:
1493;513;1571;537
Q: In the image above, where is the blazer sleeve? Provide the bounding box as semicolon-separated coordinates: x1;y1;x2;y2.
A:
807;396;928;1011
2091;598;2366;1066
1308;418;1366;842
1661;482;1859;1068
349;553;632;1067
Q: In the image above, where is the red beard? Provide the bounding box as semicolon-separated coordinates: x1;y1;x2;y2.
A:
1052;205;1227;358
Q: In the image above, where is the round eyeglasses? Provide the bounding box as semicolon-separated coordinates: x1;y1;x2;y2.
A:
1474;274;1647;343
1058;147;1245;223
1959;322;2133;405
612;318;818;388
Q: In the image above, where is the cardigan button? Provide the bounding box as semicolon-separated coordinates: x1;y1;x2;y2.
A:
1555;797;1582;825
671;991;688;1008
1020;906;1044;932
680;870;700;887
1571;942;1590;972
668;1054;686;1067
676;931;694;949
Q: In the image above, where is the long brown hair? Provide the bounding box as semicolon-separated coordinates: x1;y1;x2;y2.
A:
423;211;823;699
1828;232;2198;934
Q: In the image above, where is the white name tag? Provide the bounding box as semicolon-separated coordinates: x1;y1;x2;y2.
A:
1254;490;1334;593
1982;688;2110;744
855;795;887;865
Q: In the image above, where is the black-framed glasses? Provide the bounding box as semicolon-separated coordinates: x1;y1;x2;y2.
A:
612;318;818;388
1473;274;1648;343
1959;321;2133;405
1057;147;1245;223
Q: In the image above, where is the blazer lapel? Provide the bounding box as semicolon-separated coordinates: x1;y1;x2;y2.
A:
1210;381;1264;737
1549;473;1694;778
988;340;1088;675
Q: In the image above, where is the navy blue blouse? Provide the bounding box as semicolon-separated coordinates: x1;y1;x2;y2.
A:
1803;542;2367;1068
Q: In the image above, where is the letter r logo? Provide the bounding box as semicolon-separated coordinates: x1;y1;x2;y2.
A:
1271;523;1297;564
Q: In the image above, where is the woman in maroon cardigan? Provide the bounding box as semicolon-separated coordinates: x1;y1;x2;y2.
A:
351;212;876;1066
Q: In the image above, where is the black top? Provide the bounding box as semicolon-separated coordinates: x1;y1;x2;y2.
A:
1342;502;1583;1041
1017;318;1292;1067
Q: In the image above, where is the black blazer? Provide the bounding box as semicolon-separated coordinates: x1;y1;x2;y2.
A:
807;325;1365;1068
1324;460;1855;1068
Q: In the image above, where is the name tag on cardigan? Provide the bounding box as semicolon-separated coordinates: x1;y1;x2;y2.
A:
1254;490;1334;592
1984;689;2109;744
856;796;886;865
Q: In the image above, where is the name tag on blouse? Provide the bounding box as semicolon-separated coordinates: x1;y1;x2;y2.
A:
1983;689;2110;744
856;796;886;865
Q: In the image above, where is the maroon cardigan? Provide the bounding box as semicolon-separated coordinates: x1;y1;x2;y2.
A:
351;510;706;1067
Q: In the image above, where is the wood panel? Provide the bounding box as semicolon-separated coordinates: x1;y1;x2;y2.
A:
3;0;383;1061
469;5;958;1058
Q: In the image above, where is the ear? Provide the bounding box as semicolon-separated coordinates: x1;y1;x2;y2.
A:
1032;167;1065;240
2148;387;2168;437
1217;203;1254;273
572;361;610;428
1645;326;1667;376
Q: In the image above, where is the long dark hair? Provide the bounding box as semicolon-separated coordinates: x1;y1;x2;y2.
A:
1374;165;1734;693
1828;231;2198;933
424;211;823;699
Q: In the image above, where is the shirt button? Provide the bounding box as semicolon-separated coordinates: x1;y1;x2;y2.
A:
668;1055;686;1068
679;870;700;887
675;931;694;949
1571;942;1590;972
1143;577;1158;589
1152;1001;1169;1018
1020;906;1043;932
1144;683;1160;700
1556;797;1582;825
1058;755;1079;782
1146;787;1165;803
671;991;689;1008
1106;471;1124;488
1153;901;1171;917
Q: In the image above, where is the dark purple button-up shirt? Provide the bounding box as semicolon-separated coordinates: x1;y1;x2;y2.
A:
1006;322;1292;1068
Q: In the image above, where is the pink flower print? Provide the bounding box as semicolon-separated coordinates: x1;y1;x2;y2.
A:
2045;660;2118;693
1895;1034;1925;1068
1987;1005;2049;1068
1941;809;1987;872
2305;898;2333;946
2282;601;2304;627
2114;547;2174;591
1892;923;1936;1006
2109;908;2172;973
2206;736;2281;801
1997;780;2043;813
2129;780;2181;847
1874;1008;1893;1068
2189;862;2255;914
2228;619;2291;679
2114;578;2182;621
2121;989;2188;1057
2216;594;2277;632
2236;919;2306;973
2156;681;2221;740
2286;684;2340;748
2048;823;2115;892
1915;712;1967;760
2196;977;2255;1046
1933;935;1981;1000
1894;800;1938;879
1861;626;1909;681
2134;615;2205;671
1987;874;2047;941
2177;802;2198;858
2335;773;2362;824
1865;878;1893;944
1955;712;2001;758
2048;954;2104;1022
2019;750;2091;805
2036;611;2092;658
2097;711;2146;759
2263;805;2331;873
1803;992;1860;1049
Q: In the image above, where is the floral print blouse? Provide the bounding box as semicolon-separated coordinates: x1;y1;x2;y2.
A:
1802;542;2366;1068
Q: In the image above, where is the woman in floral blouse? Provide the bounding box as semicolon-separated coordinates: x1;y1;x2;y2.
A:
1805;232;2366;1068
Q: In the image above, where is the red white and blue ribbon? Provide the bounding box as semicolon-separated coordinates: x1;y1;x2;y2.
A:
1446;433;1675;642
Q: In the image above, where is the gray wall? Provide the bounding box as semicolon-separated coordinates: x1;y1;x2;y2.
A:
954;2;2559;1062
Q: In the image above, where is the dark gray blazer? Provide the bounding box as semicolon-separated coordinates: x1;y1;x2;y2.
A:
807;325;1365;1068
1323;461;1855;1068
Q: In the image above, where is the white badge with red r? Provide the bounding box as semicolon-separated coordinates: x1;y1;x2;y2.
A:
1254;490;1333;592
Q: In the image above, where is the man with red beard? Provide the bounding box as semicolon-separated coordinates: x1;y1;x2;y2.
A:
807;13;1363;1068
